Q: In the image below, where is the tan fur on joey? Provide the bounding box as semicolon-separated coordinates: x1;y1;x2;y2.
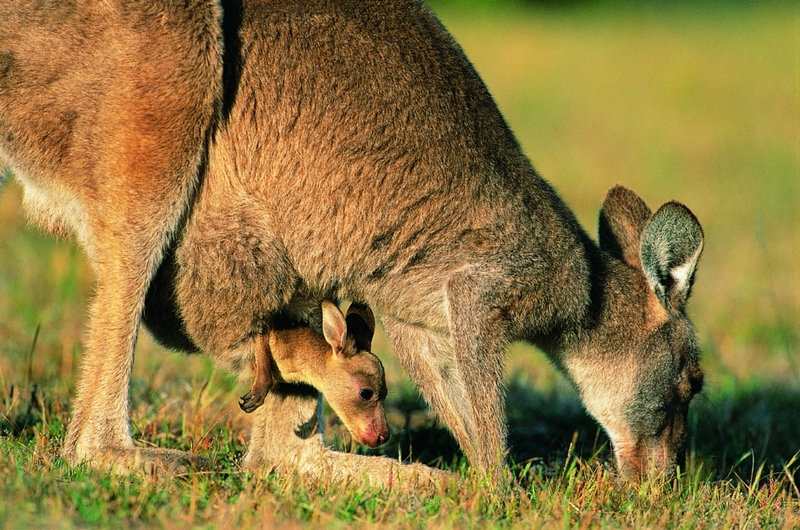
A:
240;301;389;449
0;0;703;485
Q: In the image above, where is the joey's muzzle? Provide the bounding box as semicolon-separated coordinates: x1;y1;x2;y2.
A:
356;422;390;448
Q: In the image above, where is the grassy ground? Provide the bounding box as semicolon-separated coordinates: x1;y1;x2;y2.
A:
1;2;799;528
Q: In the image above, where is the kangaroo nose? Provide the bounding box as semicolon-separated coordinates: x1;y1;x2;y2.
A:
377;432;390;445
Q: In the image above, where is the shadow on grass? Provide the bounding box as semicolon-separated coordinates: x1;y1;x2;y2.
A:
352;375;611;470
3;370;799;485
691;381;800;480
352;374;800;484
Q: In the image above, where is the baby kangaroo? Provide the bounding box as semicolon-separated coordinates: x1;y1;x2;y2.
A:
239;301;389;448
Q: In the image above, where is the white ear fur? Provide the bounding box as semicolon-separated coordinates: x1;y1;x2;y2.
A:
669;244;703;294
321;300;347;355
640;202;704;310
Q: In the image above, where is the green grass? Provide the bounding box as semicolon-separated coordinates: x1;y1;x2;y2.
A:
1;2;799;528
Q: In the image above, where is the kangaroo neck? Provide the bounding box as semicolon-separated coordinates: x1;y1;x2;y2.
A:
524;230;610;367
531;233;659;372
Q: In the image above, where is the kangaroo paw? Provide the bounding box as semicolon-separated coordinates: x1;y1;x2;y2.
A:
239;390;267;413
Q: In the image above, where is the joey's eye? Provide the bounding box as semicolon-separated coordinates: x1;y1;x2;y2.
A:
359;389;374;401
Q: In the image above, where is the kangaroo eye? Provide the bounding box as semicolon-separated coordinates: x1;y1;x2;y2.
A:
359;389;374;401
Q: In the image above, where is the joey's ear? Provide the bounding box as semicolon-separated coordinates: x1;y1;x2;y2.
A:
640;201;704;311
321;300;347;355
345;303;375;351
598;185;653;268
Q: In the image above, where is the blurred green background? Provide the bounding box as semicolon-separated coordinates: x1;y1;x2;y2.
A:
1;0;798;478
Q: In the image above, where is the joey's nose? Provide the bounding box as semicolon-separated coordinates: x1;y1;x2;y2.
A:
362;429;390;448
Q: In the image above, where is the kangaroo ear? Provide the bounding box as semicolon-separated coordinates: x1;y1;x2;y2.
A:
598;185;653;268
640;201;704;311
345;302;375;351
321;300;347;355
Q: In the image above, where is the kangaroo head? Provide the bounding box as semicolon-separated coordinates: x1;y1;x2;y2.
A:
320;300;390;448
568;186;704;480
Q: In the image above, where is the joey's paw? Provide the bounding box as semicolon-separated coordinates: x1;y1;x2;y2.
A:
239;390;266;413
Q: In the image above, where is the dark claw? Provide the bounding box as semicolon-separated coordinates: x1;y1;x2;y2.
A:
239;391;265;413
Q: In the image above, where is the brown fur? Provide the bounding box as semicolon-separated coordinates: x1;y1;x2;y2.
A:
0;0;704;484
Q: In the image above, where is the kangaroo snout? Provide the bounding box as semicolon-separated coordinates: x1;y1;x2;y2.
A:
356;417;391;448
636;407;690;480
608;382;693;481
614;432;685;481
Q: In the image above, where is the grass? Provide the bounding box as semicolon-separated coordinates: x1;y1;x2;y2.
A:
1;1;799;528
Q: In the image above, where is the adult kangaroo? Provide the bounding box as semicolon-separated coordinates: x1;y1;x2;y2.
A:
0;0;703;483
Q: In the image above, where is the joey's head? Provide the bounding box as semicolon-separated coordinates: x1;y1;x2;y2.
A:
569;186;704;481
319;300;389;448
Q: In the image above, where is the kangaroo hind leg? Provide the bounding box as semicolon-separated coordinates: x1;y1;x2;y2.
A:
29;2;227;473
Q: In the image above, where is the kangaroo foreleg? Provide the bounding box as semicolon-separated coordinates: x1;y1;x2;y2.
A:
380;315;482;468
443;266;510;475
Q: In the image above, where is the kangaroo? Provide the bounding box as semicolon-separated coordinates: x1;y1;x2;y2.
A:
0;0;703;484
237;300;390;449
